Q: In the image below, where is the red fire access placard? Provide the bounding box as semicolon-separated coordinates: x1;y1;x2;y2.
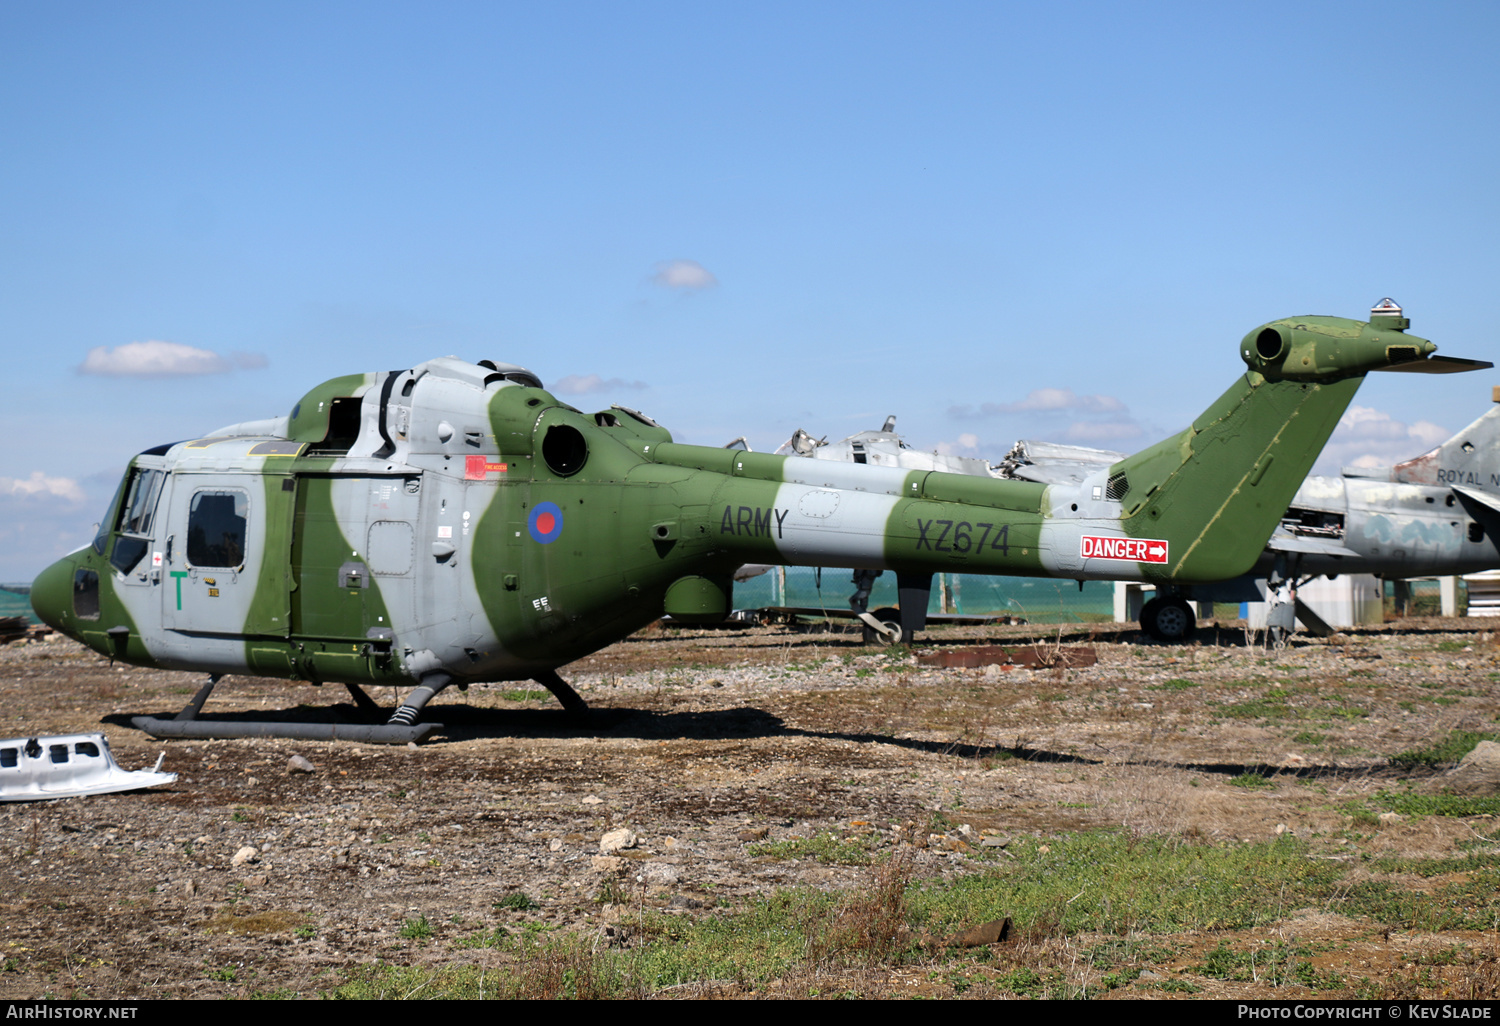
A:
464;455;509;480
1080;535;1168;563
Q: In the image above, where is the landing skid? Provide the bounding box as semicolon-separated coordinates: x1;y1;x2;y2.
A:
132;716;440;744
132;674;440;744
132;669;590;745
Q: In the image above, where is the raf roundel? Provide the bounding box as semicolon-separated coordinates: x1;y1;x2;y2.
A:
528;501;564;544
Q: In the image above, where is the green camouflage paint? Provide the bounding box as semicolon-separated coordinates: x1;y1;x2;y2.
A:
29;311;1466;693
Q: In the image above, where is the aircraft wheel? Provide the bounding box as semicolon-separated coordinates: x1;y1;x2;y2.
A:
864;606;903;646
1139;597;1160;637
1142;597;1195;642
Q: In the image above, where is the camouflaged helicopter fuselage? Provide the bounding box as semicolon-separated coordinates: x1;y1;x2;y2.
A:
31;313;1441;686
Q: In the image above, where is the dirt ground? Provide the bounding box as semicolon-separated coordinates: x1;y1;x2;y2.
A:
2;617;1499;1000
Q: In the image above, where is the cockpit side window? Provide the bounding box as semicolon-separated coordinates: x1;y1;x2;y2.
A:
187;490;248;568
108;468;167;574
93;475;128;556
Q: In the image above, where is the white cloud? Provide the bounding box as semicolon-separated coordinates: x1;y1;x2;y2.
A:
651;259;718;291
78;340;267;377
0;472;87;504
933;433;982;456
1003;388;1126;414
950;389;1127;418
1063;421;1145;443
0;474;117;579
1314;405;1451;473
1408;420;1449;448
551;373;648;395
948;388;1145;448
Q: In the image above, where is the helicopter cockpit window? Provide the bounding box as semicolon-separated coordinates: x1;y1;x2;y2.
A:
92;475;127;556
108;467;166;574
187;490;248;568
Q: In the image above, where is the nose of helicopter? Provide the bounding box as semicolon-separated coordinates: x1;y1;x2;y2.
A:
30;554;79;636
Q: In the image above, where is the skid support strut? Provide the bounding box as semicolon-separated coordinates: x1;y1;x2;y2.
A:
389;674;453;726
535;670;589;715
174;674;221;721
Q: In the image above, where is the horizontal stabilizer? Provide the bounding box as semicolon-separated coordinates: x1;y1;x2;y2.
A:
1373;355;1493;374
1266;534;1362;558
1454;485;1500;515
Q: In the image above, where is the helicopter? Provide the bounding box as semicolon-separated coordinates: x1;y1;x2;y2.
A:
29;302;1485;742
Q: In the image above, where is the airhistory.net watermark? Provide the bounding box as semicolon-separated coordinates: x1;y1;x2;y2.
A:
5;1007;137;1019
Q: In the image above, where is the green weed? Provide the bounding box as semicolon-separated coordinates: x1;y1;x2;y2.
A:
1337;875;1500;932
1193;940;1342;989
1390;730;1500;770
399;916;433;940
596;876;629;905
1228;773;1274;790
992;966;1055;997
1343;801;1380;828
500;689;549;702
1375;790;1500;818
1223;698;1297;720
906;831;1339;938
748;832;876;866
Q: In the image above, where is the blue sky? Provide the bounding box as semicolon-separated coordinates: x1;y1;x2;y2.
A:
3;1;1498;581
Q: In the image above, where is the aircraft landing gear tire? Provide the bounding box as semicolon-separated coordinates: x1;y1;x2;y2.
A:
1141;597;1196;642
863;606;903;646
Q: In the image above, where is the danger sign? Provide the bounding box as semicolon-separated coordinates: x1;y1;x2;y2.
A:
1080;535;1168;564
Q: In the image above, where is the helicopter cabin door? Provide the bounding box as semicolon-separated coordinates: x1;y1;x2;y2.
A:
160;475;259;636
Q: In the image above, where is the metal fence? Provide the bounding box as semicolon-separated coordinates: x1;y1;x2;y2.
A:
0;586;32;624
733;567;1116;623
1383;578;1462;618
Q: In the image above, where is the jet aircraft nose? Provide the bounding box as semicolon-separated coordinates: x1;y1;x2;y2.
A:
31;555;79;637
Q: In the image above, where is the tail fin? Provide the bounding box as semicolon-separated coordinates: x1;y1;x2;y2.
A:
1111;309;1485;583
1389;390;1500;492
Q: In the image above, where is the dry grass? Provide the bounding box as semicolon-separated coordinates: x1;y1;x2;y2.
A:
804;851;915;967
203;908;307;935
